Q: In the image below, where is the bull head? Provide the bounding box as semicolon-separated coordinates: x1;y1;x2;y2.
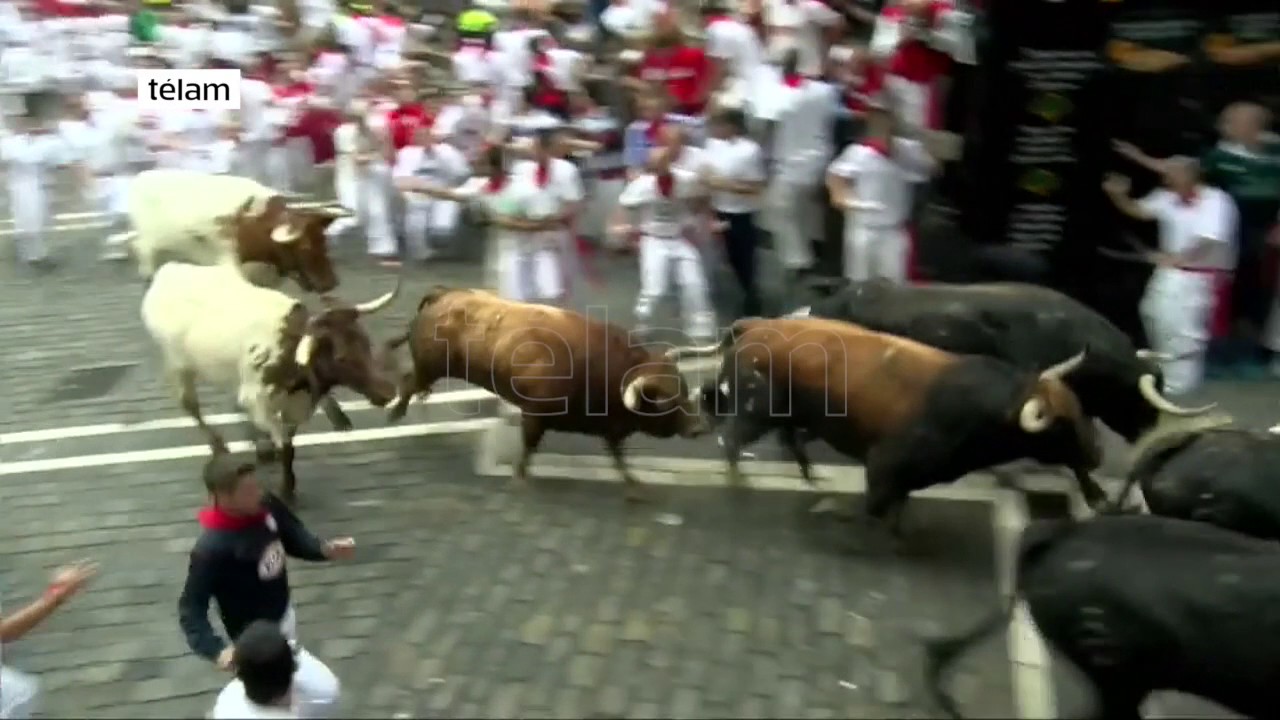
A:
293;277;401;406
621;372;707;438
267;206;346;294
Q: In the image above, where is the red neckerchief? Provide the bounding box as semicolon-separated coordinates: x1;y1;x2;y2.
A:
705;14;732;26
863;138;891;156
535;160;550;187
657;171;674;197
197;505;268;531
644;117;664;143
1177;190;1198;206
783;73;803;88
487;172;506;193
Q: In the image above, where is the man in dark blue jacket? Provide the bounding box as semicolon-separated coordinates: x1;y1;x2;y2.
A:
179;455;355;718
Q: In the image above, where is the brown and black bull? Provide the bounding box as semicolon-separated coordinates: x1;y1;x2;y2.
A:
383;288;709;500
797;280;1216;441
1112;417;1280;541
925;506;1280;720
667;317;1104;529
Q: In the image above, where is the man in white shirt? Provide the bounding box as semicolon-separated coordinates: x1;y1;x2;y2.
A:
393;125;472;261
701;0;764;113
757;50;839;280
508;128;585;303
617;145;716;341
1103;157;1238;396
210;620;299;719
826;104;934;283
763;0;842;78
701;107;766;317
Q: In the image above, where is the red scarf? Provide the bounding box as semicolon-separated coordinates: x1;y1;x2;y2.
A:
535;161;550;187
487;173;506;193
197;506;267;531
863;138;891;156
657;172;674;197
644;118;665;143
1177;189;1199;206
783;73;804;88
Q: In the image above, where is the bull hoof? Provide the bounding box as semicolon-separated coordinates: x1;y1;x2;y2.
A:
386;404;408;425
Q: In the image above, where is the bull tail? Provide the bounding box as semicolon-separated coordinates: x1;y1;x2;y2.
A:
924;470;1079;719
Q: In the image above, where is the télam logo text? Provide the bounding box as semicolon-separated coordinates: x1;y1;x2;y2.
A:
136;69;242;111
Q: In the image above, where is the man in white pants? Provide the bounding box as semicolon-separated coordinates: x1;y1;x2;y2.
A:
393;125;471;261
179;456;355;719
617;146;716;341
1;561;97;719
826;104;934;282
1103;158;1238;396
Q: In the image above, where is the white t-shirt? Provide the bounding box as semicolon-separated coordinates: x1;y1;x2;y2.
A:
759;78;838;184
211;680;297;719
509;157;584;243
492;27;549;88
701;136;766;214
827;137;932;228
1;132;72;186
393;142;471;189
452;45;512;87
619;169;706;239
704;17;765;95
1138;186;1238;271
765;0;840;76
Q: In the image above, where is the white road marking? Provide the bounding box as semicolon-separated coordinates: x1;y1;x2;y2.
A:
0;418;499;476
1;361;721;446
0;388;495;445
995;491;1058;720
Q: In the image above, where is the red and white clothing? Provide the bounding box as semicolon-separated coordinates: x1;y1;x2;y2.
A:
763;0;842;78
507;158;584;302
393;138;470;260
357;13;406;70
757;74;839;271
619;168;715;339
870;0;971;130
434;94;499;160
1137;186;1237;395
451;41;511;89
460;173;563;303
332;113;395;257
492;25;549;88
704;13;766;112
634;44;712;118
827;137;933;283
270;81;315;191
386;102;433;153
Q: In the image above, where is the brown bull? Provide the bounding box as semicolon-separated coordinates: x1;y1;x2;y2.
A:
672;317;1101;536
222;197;345;293
384;288;709;500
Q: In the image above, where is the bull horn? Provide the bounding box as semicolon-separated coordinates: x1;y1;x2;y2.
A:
1136;349;1173;362
1019;397;1051;433
1137;374;1217;416
1038;350;1087;381
353;276;401;315
271;224;301;244
623;376;645;410
313;205;352;218
665;343;721;361
294;334;315;367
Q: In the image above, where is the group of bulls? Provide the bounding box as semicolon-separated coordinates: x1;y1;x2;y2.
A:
130;169;1280;718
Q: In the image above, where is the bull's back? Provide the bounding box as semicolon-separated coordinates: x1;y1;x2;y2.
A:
731;318;952;436
1021;516;1280;699
129;170;273;257
142;263;295;386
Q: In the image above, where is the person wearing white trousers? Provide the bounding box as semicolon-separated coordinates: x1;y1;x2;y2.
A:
1;560;98;720
392;126;472;261
331;102;396;260
617;147;716;340
1103;160;1238;396
826;109;934;283
0;112;77;270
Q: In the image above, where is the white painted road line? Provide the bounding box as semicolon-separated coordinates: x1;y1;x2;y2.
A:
0;388;495;445
0;418;499;476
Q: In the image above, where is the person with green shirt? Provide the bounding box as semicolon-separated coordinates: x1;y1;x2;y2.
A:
1115;102;1280;376
130;0;172;43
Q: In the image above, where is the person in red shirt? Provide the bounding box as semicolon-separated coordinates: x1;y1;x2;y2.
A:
628;9;711;120
385;82;433;155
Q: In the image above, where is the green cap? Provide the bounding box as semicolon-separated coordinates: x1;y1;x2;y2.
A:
457;8;497;34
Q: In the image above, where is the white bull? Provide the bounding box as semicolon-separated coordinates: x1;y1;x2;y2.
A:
141;262;400;499
122;169;305;280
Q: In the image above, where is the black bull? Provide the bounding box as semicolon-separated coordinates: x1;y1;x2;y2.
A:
925;508;1280;720
798;280;1216;441
1116;424;1280;542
